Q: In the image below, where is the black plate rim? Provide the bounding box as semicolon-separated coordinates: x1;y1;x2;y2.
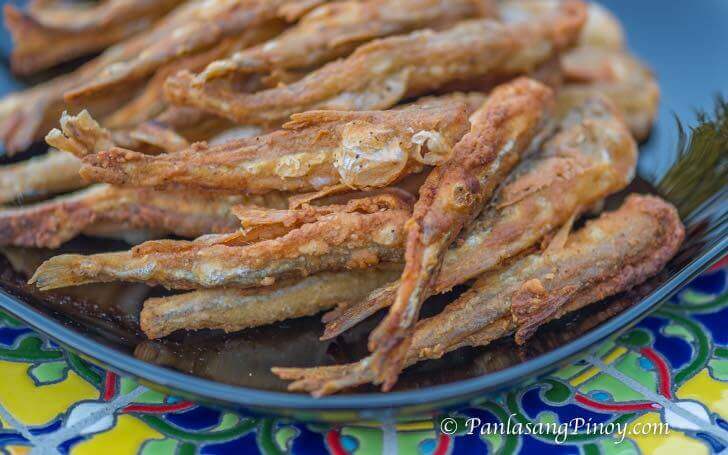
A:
0;233;725;413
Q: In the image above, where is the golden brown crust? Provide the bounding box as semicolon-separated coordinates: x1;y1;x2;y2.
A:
0;0;307;153
0;0;223;153
322;95;637;339
559;46;660;141
233;192;414;242
0;65;128;155
78;95;473;193
63;0;292;103
277;0;337;22
0;184;256;248
45;110;115;158
29;193;412;290
102;23;286;130
164;0;586;124
0;151;83;205
4;0;182;75
140;265;402;338
577;2;624;49
124;107;230;153
273;195;684;395
194;0;496;85
366;77;554;388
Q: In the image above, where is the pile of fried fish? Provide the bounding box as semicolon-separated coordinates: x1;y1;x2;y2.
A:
0;0;683;395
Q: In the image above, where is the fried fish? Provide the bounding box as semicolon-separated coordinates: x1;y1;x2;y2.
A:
0;0;295;154
0;151;83;205
322;95;637;339
273;194;684;395
365;77;554;387
164;0;586;125
77;93;482;193
560;46;659;141
193;0;496;87
29;193;411;290
0;184;263;248
4;0;183;75
140;265;402;338
62;0;295;103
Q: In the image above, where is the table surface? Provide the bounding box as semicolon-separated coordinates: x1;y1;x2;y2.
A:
0;261;725;454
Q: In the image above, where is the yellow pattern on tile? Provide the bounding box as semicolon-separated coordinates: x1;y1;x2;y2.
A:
570;347;627;386
676;369;728;419
73;415;163;455
0;360;97;426
627;412;708;454
395;421;434;431
5;445;31;455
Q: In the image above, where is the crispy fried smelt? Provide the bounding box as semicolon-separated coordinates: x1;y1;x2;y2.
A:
323;95;636;340
102;23;286;130
79;95;475;193
0;67;125;155
0;3;185;154
45;110;114;158
124;106;230;153
0;151;82;205
274;195;685;395
165;0;586;125
194;0;495;85
140;265;402;338
29;193;411;290
63;0;295;102
500;0;623;51
577;2;624;50
4;0;182;75
0;184;259;249
0;0;294;153
233;192;415;243
367;78;554;388
277;0;337;21
560;46;659;141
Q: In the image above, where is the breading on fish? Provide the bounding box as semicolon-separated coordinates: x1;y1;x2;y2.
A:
101;24;285;130
277;0;341;22
323;95;637;339
559;46;659;141
0;151;83;205
29;193;411;290
45;105;258;159
0;0;203;154
0;66;132;155
77;94;479;193
233;191;415;242
273;194;684;395
0;4;170;153
577;2;624;50
140;265;402;338
501;0;623;51
164;0;586;125
0;184;264;248
193;0;496;87
45;110;115;158
62;0;295;103
364;78;554;387
0;0;292;154
125;106;234;153
4;0;183;75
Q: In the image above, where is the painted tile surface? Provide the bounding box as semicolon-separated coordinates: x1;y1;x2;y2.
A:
0;264;726;454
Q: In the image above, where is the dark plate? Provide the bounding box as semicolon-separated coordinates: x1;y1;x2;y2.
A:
0;0;726;421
